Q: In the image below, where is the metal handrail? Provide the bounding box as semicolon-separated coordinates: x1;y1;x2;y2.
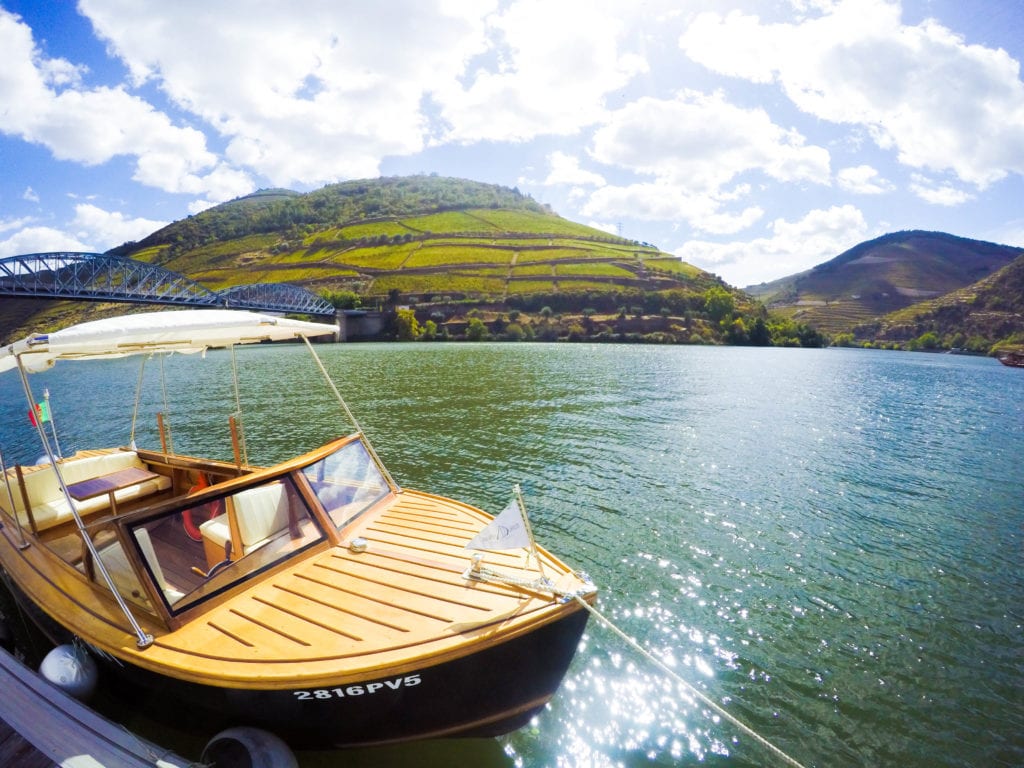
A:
14;357;153;649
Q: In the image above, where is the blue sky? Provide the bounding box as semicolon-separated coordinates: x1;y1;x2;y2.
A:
1;0;1022;288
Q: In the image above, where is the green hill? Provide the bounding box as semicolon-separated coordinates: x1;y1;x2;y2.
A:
850;253;1024;353
3;176;777;345
112;175;720;303
746;231;1019;336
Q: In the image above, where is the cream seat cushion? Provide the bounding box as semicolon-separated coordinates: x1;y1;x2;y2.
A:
200;483;289;556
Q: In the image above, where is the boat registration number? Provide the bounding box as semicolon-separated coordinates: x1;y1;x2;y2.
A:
292;675;421;700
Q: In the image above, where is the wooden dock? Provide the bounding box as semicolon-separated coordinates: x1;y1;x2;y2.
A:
1;718;54;768
0;646;195;768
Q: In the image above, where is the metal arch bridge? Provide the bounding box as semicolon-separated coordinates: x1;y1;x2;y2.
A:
0;252;335;317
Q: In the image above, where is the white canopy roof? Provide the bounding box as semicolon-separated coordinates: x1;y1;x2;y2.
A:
0;309;338;375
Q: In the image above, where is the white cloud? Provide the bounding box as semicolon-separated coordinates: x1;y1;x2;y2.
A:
0;226;92;258
679;0;1024;189
837;164;893;194
437;0;647;142
0;216;34;234
587;220;619;236
187;199;218;216
698;206;767;236
584;182;718;223
22;187;40;203
71;204;168;249
0;8;244;202
908;174;974;206
676;204;869;286
75;0;650;183
78;0;500;184
580;91;827;232
591;91;830;191
543;152;606;187
582;181;765;236
0;204;166;258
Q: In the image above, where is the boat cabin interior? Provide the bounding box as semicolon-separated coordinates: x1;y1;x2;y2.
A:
0;434;393;630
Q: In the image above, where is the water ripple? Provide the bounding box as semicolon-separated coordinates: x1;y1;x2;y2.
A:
3;344;1021;767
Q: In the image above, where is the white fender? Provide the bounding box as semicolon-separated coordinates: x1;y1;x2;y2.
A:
202;726;298;768
39;644;98;702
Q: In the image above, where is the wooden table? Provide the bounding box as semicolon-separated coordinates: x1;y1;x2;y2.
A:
65;467;160;516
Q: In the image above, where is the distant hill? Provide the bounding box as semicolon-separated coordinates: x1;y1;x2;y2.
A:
3;175;777;346
851;253;1024;352
746;231;1019;336
110;177;544;260
110;175;720;301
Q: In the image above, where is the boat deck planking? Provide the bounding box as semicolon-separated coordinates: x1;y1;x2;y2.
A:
144;489;585;684
1;485;587;689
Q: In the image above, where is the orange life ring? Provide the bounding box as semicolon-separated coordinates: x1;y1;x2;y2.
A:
183;473;221;541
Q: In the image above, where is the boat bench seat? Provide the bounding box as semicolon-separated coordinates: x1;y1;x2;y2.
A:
200;482;290;558
1;450;171;533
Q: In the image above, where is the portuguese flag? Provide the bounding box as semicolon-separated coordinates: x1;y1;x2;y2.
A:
28;401;50;426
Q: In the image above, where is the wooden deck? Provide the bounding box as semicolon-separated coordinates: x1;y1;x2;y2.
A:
141;488;588;687
0;647;194;768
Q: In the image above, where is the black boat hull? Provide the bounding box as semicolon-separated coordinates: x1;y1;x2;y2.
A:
133;608;588;748
6;566;589;749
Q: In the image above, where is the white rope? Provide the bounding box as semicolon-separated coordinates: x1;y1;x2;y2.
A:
467;565;809;768
466;565;557;593
573;596;810;768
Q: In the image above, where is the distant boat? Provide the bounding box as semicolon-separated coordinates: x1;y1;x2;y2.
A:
996;350;1024;367
0;309;595;750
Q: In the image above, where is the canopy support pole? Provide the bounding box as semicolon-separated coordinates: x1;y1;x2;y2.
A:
229;345;248;468
129;354;148;448
157;413;169;456
14;356;153;650
299;336;400;493
157;355;173;455
229;416;244;470
0;448;29;550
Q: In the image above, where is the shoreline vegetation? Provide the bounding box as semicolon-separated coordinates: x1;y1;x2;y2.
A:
368;305;1014;356
333;287;1020;356
370;288;829;347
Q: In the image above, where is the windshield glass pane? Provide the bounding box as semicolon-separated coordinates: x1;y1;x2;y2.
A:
302;439;390;528
126;476;325;614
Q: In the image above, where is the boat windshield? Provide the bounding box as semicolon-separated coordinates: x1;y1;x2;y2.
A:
301;438;391;529
118;475;326;615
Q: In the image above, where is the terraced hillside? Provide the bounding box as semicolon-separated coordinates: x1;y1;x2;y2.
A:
853;253;1024;352
4;176;761;345
114;176;717;303
125;207;709;300
748;231;1019;335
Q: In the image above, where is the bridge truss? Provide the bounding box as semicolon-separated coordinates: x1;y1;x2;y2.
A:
0;252;335;317
218;283;336;316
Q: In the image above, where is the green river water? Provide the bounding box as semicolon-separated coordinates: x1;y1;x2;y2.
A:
1;343;1020;767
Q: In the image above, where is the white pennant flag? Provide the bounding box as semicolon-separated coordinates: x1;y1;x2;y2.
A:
466;497;532;551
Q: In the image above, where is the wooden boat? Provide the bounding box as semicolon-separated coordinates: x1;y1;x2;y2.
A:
0;310;595;749
996;350;1024;367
